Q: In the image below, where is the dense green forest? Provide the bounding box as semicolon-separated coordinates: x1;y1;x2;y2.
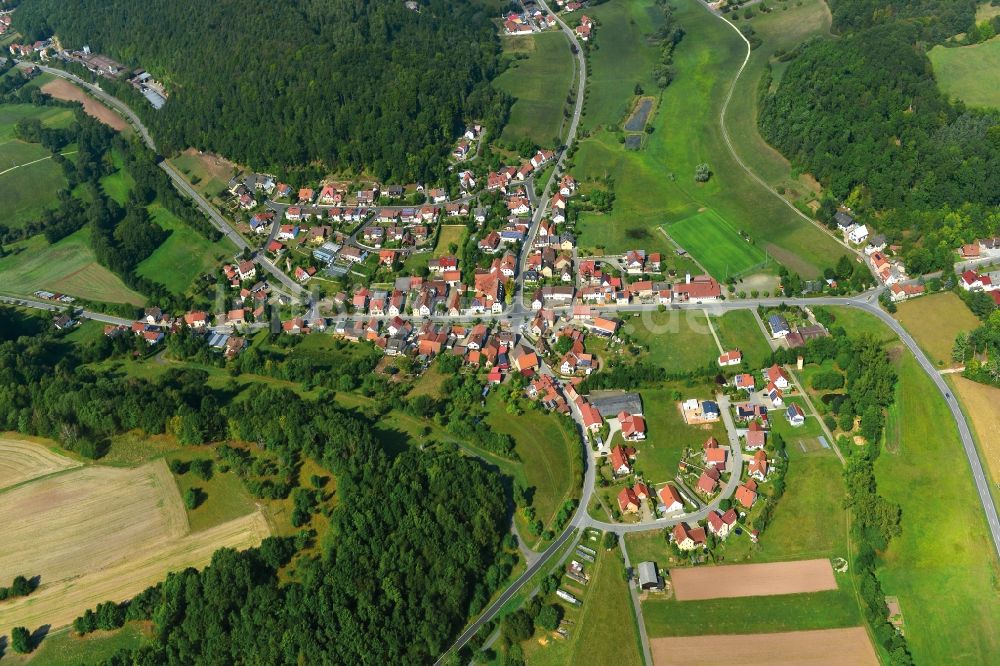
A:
0;308;512;662
759;0;1000;274
14;0;510;182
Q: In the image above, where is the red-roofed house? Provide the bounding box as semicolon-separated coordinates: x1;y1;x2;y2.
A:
718;349;742;367
578;398;604;433
696;470;718;495
183;311;208;329
707;509;738;538
618;487;641;514
735;482;757;508
610;445;632;476
733;373;755;391
749;450;769;481
619;411;647;441
745;421;766;450
672;522;707;551
658;484;684;513
765;364;790;389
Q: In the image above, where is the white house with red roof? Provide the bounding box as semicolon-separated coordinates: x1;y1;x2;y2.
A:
718;349;742;367
609;444;633;476
619;411;646;441
658;484;684;513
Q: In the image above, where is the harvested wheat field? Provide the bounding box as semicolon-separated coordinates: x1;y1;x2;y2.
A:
0;459;269;635
670;559;836;601
949;376;1000;483
651;627;878;666
0;437;81;491
41;78;129;131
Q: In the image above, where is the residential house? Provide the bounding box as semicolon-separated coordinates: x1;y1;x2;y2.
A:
610;444;634;476
890;283;925;302
786;403;805;427
673;274;721;302
735;480;757;508
733;373;755;391
765;364;790;390
672;522;707;551
696;468;719;495
718;349;742;367
707;509;738;539
183;311;208;329
745;421;766;450
617;487;641;514
658;484;684;513
768;314;790;338
848;224;869;245
749;450;769;481
619;411;646;441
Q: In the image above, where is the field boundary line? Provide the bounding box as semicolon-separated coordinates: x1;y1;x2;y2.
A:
0;150;77;177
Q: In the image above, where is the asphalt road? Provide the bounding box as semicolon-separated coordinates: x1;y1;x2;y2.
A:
19;61;307;299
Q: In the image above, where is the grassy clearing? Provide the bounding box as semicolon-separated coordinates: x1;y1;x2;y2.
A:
572;0;849;278
622;308;720;372
495;31;575;146
0;227;145;305
713;310;772;368
136;203;234;294
642;578;861;637
666;209;769;280
167;447;258;533
893;291;982;367
26;625;149;666
930;37;1000;109
524;542;643;666
833;307;1000;664
168;148;239;201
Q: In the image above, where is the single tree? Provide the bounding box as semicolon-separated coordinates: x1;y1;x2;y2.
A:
11;626;32;653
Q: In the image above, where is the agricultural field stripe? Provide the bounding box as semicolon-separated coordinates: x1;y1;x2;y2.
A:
650;627;878;666
669;558;836;601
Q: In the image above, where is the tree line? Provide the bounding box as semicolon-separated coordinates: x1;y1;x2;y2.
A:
759;0;999;275
14;0;511;184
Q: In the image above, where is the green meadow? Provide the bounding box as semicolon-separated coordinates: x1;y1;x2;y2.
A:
570;0;850;278
666;209;769;279
136;204;234;295
495;32;576;146
930;37;1000;109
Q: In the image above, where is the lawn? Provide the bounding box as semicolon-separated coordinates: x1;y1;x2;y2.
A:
99;153;135;204
622;308;721;373
666;209;769;280
494;31;575;146
628;384;726;485
136;203;234;295
833;307;1000;664
712;310;772;368
570;0;850;278
523;543;643;666
168;148;239;201
642;580;861;637
893;291;981;367
930;37;1000;109
579;0;663;131
0;227;145;305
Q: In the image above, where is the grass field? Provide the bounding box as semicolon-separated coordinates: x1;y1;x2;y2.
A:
666;210;769;280
893;292;982;366
832;307;1000;664
136;204;234;294
622;308;721;373
0;227;145;304
524;544;643;666
712;310;773;368
627;384;726;485
579;0;662;131
168;148;239;201
571;0;850;277
402;225;468;274
168;447;258;533
22;624;149;666
0;103;75;228
724;0;834;204
930;37;1000;109
643;578;861;637
495;31;575;146
485;396;580;543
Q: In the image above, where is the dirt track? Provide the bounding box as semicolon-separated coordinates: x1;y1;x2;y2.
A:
651;627;878;665
40;78;129;131
670;559;836;601
0;438;80;491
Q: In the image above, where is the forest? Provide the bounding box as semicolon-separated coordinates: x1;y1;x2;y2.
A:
0;307;513;662
759;0;1000;274
13;0;511;183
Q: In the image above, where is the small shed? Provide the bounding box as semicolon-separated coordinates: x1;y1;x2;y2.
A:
637;561;662;590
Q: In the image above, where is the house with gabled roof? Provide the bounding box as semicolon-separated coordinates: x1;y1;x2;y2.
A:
658;484;684;513
672;522;707;551
735;480;757;508
749;450;769;481
745;421;766;450
718;349;742;367
609;444;633;476
707;509;738;539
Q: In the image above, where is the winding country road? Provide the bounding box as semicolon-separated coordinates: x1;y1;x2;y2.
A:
15;61;308;299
